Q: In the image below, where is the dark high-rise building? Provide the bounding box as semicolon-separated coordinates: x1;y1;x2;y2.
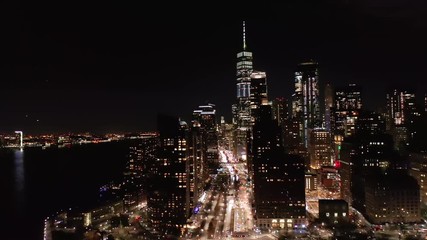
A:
193;104;217;149
324;83;334;132
330;84;362;163
252;105;306;230
189;103;217;203
386;89;419;151
250;71;268;124
272;97;288;127
365;173;420;224
123;135;158;210
283;117;306;158
193;104;216;131
409;153;427;204
187;122;207;215
123;144;141;209
339;133;396;212
193;103;218;173
356;110;386;136
292;60;321;147
148;115;189;238
386;89;416;126
425;94;427;112
339;145;354;207
250;104;281;180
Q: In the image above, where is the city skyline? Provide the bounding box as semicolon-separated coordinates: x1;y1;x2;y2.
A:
4;2;427;240
2;1;427;134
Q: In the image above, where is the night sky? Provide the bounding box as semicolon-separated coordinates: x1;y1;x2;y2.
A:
1;1;427;134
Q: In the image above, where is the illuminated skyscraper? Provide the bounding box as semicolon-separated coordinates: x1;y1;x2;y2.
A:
292;61;321;147
234;21;254;160
235;21;253;129
331;83;362;138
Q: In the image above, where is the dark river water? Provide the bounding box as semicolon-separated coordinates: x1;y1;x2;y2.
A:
0;141;132;240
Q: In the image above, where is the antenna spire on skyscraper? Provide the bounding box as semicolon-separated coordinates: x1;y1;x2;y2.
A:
243;21;247;50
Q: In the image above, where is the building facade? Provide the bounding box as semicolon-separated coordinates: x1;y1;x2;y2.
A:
318;200;349;225
309;128;332;169
148;115;189;237
339;133;395;210
252;105;306;230
365;173;420;224
123;135;158;210
409;153;427;204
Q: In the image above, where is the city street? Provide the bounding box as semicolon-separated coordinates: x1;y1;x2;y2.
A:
182;148;255;239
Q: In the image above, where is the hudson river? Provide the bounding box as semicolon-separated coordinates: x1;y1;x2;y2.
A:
1;141;132;240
